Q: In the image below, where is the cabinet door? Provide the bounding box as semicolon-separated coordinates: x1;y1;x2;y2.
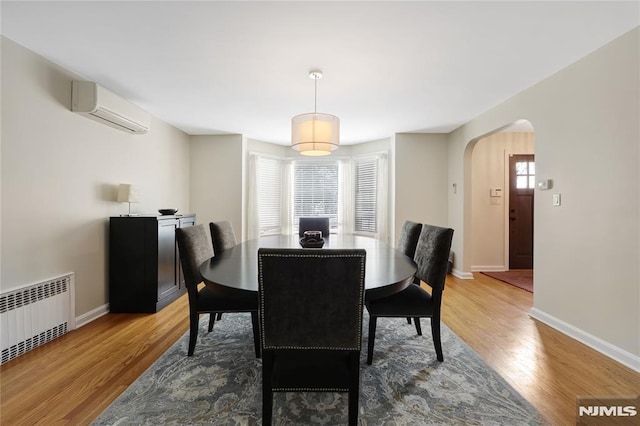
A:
157;219;179;300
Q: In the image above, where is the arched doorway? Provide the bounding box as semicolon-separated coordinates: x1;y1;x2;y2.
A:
466;119;535;291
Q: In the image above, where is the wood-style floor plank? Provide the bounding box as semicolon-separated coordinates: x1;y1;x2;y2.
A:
0;298;190;425
441;273;640;425
1;275;638;425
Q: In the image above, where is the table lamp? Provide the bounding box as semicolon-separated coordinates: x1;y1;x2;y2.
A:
117;183;141;216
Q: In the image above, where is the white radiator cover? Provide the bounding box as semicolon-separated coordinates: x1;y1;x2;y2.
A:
0;273;75;364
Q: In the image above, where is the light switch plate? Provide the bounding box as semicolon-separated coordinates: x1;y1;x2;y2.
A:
552;193;561;206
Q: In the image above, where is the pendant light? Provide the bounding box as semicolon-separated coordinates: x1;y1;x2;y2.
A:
291;70;340;156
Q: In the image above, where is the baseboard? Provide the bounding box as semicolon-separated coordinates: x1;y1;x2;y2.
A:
471;265;507;272
451;269;474;279
75;303;109;328
529;307;640;373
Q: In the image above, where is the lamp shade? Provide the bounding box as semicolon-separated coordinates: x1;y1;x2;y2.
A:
117;184;141;203
291;113;340;156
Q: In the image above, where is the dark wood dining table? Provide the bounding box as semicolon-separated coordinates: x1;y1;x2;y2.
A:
199;234;417;301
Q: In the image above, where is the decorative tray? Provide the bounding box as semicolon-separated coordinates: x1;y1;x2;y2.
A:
300;238;325;248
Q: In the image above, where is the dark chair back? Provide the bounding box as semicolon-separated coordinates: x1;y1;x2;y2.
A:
258;248;365;349
176;224;214;293
414;224;454;291
298;217;330;238
397;220;422;259
209;221;238;255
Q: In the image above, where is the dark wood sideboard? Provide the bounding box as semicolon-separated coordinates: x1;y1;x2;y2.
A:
109;214;196;313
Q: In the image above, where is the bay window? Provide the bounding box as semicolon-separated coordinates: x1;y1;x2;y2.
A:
251;153;387;240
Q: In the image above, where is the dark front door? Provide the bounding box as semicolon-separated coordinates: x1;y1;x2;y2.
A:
509;154;534;269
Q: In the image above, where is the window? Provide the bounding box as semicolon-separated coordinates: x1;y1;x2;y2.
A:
257;157;282;235
354;158;377;233
516;161;535;189
252;153;387;238
292;161;339;233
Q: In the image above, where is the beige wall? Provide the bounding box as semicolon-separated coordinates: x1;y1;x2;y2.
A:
470;132;535;270
448;28;639;364
394;133;449;245
190;135;244;240
1;37;191;318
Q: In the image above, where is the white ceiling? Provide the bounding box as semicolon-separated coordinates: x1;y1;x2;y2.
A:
1;1;638;144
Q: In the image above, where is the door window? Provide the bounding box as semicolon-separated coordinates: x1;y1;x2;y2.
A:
515;161;535;189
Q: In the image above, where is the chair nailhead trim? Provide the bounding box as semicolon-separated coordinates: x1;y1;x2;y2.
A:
273;387;349;392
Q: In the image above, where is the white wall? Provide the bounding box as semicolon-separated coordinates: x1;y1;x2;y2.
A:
1;37;191;317
471;132;535;270
350;138;390;157
394;133;449;245
448;28;639;364
190;134;244;240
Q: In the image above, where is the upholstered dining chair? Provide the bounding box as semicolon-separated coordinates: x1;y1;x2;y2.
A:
397;220;423;259
365;224;454;364
298;217;331;238
176;224;260;358
397;220;423;324
258;248;366;426
209;221;239;322
209;220;238;255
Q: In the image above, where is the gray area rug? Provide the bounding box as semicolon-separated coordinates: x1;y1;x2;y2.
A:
94;313;546;425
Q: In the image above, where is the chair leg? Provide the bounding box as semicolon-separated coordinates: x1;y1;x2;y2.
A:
367;316;377;365
251;311;261;358
431;316;443;362
406;317;412;324
262;352;273;426
208;313;216;332
348;352;360;426
413;317;422;336
188;312;199;356
217;312;223;321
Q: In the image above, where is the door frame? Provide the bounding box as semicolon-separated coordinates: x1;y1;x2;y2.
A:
503;151;535;270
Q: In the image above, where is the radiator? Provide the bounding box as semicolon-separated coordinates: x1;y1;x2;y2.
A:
0;273;75;364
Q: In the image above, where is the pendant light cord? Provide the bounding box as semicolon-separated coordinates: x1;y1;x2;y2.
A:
314;77;318;113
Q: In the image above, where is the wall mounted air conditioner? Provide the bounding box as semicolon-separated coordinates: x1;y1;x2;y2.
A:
71;81;150;134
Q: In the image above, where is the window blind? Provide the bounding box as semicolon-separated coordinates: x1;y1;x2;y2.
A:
257;157;282;235
293;161;339;232
355;158;377;233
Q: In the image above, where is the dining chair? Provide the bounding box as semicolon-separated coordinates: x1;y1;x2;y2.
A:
298;217;331;238
209;220;238;255
397;220;423;324
365;224;454;364
176;224;260;358
397;220;423;259
258;248;366;426
209;220;239;322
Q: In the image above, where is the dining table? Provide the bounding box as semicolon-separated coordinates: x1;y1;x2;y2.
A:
199;234;417;301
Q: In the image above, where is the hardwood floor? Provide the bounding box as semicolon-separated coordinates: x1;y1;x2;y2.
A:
441;274;640;425
1;275;638;425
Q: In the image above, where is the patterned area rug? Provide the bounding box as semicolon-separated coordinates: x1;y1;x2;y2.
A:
482;270;534;293
94;313;545;425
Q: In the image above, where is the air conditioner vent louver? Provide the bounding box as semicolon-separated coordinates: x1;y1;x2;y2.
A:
71;81;150;134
